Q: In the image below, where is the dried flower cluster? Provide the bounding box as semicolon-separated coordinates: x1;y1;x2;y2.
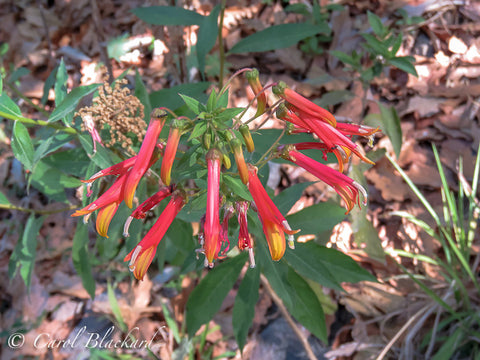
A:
76;78;146;155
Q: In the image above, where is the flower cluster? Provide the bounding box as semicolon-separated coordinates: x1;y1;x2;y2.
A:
73;69;379;280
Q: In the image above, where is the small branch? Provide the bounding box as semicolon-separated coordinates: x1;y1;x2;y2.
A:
0;202;78;215
260;274;318;360
0;110;78;135
5;82;50;117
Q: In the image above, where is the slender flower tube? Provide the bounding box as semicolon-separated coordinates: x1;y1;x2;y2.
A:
219;203;235;256
231;139;249;184
273;81;336;127
124;108;167;208
124;191;185;280
81;156;138;184
239;124;255;153
236;201;255;268
161;120;183;186
246;68;267;117
123;186;174;237
281;146;367;214
82;114;103;153
247;164;299;260
204;149;222;266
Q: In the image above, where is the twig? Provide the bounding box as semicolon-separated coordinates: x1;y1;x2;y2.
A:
0;202;78;215
0;110;78;135
260;274;318;360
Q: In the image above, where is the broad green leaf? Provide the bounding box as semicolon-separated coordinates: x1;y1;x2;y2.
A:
150;82;210;111
48;83;101;123
365;104;402;158
33;132;73;169
43;147;91;178
222;174;253;201
287;242;376;285
72;222;96;299
273;181;314;215
30;161;82;202
188;121;207;141
361;33;390;57
367;11;386;38
132;6;204;26
229;23;326;54
54;58;68;106
180;94;206;114
12;121;34;171
388;56;418;77
389;33;403;56
9;214;45;289
197;6;220;78
284;244;343;291
286;202;345;236
135;69;152;121
9;67;30;83
214;107;243;122
232;266;260;351
0;191;10;205
0;92;22;117
286;266;327;341
186;252;247;337
330;50;359;68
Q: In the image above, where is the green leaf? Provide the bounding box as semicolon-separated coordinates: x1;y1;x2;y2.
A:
78;133;118;169
33;132;73;170
107;33;130;61
72;222;96;299
150;82;210;111
287;242;376;285
388;56;418;77
41;64;58;105
285;265;327;341
286;202;345;236
284;244;343;291
9;67;30;83
197;5;220;78
232;266;260;351
367;11;386;38
330;50;360;68
12;121;35;172
365;104;402;158
222;174;253;201
361;33;390;57
389;33;403;57
0;191;10;205
9;214;45;289
317;90;354;108
49;84;101;123
214;107;243;122
108;282;128;332
55;58;68;106
132;6;204;26
30;161;82;202
229;23;326;54
135;69;152;121
188;121;207;141
186;253;247;337
179;94;206;114
273;181;314;215
0;92;22;117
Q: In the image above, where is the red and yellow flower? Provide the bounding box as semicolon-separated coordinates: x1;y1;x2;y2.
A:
124;191;185;280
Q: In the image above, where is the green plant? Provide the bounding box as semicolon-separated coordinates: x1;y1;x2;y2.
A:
331;10;418;84
384;144;480;358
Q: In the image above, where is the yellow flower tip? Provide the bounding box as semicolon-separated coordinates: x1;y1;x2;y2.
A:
126;245;156;281
266;224;286;261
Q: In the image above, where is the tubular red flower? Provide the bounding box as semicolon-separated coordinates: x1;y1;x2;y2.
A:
247;164;298;260
219;204;235;256
236;201;255;267
124;108;167;208
273;82;336;127
231;139;249;184
161;122;182;186
124;192;185;280
123;186;174;237
81;156;138;184
284;147;367;214
204;149;222;266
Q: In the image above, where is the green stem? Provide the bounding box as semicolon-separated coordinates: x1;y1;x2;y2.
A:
218;0;227;87
5;83;50;116
0;110;78;135
0;202;78;215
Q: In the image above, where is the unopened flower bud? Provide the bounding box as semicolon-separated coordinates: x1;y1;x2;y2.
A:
239;125;255;152
246;68;267;117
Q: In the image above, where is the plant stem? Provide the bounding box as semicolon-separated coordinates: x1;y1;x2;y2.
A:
0;202;78;215
0;110;78;135
218;0;227;87
260;274;318;360
5;82;50;116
